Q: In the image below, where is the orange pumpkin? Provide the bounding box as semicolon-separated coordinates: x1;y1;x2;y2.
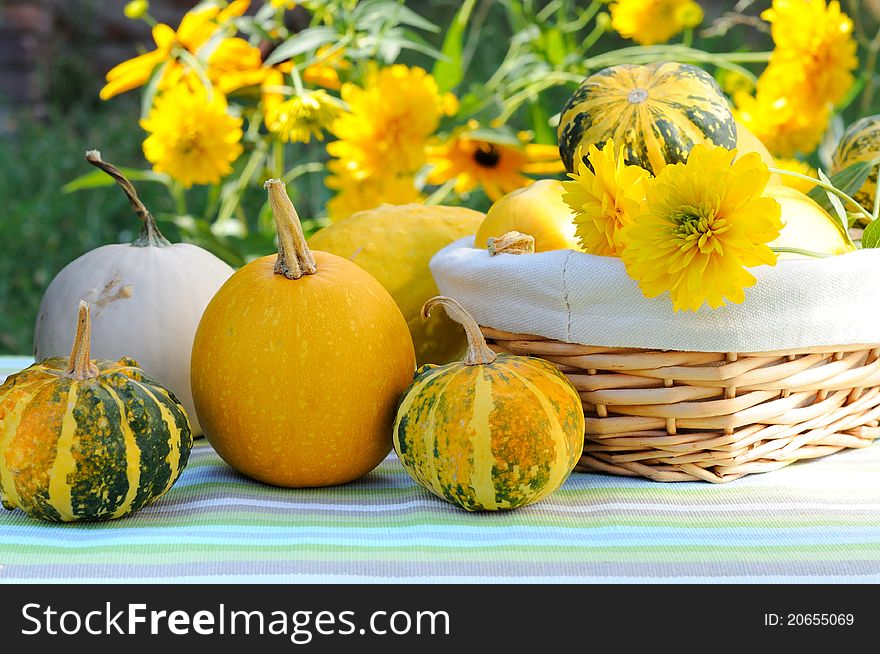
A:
190;180;415;487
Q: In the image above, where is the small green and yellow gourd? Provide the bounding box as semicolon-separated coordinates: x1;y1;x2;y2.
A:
558;61;736;175
1;301;192;522
393;296;585;512
831;114;880;213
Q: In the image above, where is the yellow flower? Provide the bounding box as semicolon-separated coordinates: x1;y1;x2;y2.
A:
207;37;270;94
325;172;424;221
100;0;250;100
621;145;782;312
303;45;351;91
426;126;565;201
773;158;817;194
610;0;703;46
733;87;829;158
140;85;244;187
266;90;340;143
271;0;297;8
124;0;149;20
327;65;456;179
761;0;857;106
734;1;857;158
562;140;650;257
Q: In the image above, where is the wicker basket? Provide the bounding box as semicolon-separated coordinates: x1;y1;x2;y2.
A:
481;327;880;483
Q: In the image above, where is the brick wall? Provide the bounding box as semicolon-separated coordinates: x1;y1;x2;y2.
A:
0;0;197;125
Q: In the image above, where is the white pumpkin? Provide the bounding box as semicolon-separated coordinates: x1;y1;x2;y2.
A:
33;151;233;435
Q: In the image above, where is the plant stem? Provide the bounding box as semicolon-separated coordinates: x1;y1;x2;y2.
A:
265;179;317;279
770;247;832;259
85;150;170;248
682;28;694;48
769;167;874;224
64;301;99;380
860;31;880;115
170;181;188;217
425;179;457;205
422;296;497;366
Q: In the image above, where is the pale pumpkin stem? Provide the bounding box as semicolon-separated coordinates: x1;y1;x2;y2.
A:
422;296;497;366
85;150;170;248
65;301;99;380
264;179;318;280
488;231;536;256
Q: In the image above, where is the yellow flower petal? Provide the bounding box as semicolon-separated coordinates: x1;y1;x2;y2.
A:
620;144;782;312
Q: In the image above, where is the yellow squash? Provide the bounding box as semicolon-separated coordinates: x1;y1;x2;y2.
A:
765;184;855;258
308;203;484;366
191;181;416;487
475;179;582;252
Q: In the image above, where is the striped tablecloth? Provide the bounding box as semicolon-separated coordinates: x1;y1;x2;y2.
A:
2;355;880;583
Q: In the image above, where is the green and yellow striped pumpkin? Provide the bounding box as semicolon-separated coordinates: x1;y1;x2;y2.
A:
0;302;192;522
831;114;880;213
393;297;585;512
558;62;736;175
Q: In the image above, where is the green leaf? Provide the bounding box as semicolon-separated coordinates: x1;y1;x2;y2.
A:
432;0;477;93
807;161;872;213
140;60;168;120
528;100;554;145
353;1;439;33
62;169;171;194
818;169;849;234
863;220;880;249
541;28;567;67
264;27;339;66
176;49;214;98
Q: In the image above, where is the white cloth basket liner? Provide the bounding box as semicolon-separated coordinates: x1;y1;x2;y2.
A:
430;237;880;352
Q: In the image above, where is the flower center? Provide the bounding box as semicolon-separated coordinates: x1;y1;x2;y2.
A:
675;206;729;253
474;143;501;168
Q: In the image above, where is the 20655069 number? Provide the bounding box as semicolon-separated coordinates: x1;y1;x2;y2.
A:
764;613;854;626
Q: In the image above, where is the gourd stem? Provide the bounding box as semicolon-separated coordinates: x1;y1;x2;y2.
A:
264;179;318;279
85;150;170;248
422;296;497;366
488;231;536;256
65;301;99;380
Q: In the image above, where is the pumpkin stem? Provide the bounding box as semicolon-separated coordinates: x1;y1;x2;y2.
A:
422;296;497;366
65;301;99;381
488;231;536;256
264;179;317;279
85;150;170;248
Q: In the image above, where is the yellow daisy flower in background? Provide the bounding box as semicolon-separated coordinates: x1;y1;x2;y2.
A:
426;126;564;201
141;85;244;187
773;158;818;194
100;0;250;100
621;145;782;312
325;172;424;221
562;140;650;257
734;88;829;158
610;0;704;46
265;90;340;144
761;0;857;107
271;0;297;8
328;65;457;179
733;0;857;158
207;37;270;94
303;45;351;91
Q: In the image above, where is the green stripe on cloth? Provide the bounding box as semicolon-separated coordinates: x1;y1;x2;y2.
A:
2;357;880;583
